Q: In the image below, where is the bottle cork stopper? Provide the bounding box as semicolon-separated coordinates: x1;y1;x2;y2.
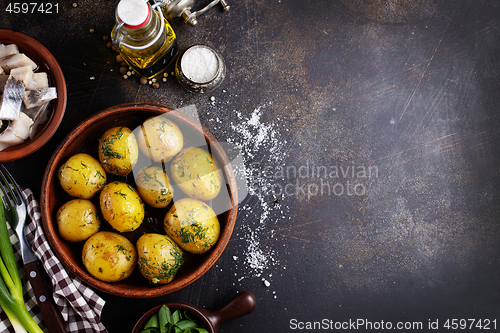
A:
117;0;151;29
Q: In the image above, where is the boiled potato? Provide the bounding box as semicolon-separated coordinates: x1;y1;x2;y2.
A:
170;147;222;201
98;126;138;176
135;166;174;208
99;181;144;232
136;233;184;284
164;198;220;254
82;231;137;282
58;153;107;199
136;116;183;163
57;199;101;242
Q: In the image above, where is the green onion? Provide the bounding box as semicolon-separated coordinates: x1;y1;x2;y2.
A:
159;305;168;333
144;313;159;329
0;197;43;333
175;320;197;331
171;309;181;325
140;305;207;333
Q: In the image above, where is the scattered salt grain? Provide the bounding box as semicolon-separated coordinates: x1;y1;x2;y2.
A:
263;279;271;287
225;104;288;284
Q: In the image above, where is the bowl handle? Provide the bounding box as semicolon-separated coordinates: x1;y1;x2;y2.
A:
204;291;256;332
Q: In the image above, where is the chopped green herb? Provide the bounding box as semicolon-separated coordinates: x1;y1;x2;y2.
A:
114;189;127;199
178;223;208;244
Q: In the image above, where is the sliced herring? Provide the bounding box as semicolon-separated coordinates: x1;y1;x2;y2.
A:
24;103;50;140
0;112;33;151
0;74;8;93
23;87;57;109
26;72;49;90
0;76;25;120
0;53;37;74
0;44;19;58
10;65;33;86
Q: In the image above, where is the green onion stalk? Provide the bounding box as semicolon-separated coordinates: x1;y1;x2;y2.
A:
0;197;43;333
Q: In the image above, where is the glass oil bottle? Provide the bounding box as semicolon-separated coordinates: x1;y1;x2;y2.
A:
111;0;178;79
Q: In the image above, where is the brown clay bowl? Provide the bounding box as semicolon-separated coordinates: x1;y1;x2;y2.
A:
132;291;256;333
0;29;67;162
40;103;238;298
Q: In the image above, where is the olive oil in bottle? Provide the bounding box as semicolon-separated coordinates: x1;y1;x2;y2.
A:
111;0;178;79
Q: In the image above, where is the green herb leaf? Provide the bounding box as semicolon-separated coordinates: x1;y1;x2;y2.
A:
142;305;207;333
159;305;168;333
144;313;159;329
175;320;198;331
139;329;160;333
171;309;181;324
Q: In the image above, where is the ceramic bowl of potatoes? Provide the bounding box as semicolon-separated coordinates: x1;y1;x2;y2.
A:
0;29;67;162
40;103;238;298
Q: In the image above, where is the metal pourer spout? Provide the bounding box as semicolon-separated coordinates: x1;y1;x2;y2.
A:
159;0;229;26
181;8;198;26
220;0;230;11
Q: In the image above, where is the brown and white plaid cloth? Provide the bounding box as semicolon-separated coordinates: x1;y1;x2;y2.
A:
0;188;108;333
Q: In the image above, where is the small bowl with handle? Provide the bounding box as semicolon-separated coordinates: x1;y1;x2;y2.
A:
132;291;257;333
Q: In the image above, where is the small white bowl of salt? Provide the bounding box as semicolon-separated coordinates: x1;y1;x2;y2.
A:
175;44;225;93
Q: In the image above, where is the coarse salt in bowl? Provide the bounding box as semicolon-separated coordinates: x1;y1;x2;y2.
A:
181;46;219;83
175;45;226;93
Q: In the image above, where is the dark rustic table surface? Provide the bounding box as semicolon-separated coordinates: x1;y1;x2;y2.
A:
2;0;500;332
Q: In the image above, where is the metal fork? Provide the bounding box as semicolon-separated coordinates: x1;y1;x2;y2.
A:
0;165;35;265
0;165;67;333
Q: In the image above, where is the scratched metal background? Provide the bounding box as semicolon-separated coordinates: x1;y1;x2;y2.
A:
2;0;500;332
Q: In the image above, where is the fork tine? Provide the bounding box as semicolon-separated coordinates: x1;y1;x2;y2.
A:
0;165;24;206
0;166;17;227
0;166;13;206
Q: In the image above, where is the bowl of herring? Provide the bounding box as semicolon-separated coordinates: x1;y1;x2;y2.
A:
0;29;66;162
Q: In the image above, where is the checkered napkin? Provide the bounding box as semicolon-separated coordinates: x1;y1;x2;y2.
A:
0;187;108;333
